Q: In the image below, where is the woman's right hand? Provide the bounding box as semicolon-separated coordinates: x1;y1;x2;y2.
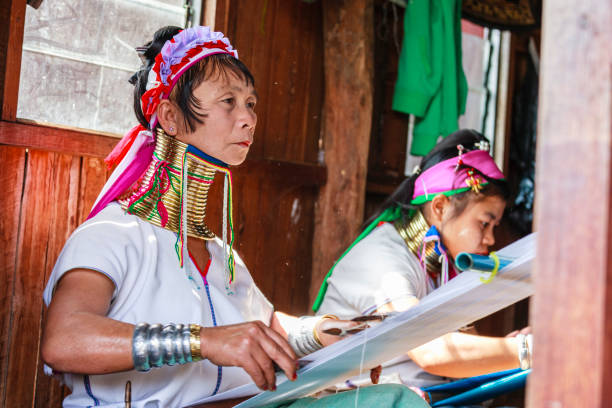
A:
200;321;297;391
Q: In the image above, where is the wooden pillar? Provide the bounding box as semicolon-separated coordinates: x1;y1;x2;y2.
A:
528;1;612;407
310;0;374;305
0;0;25;121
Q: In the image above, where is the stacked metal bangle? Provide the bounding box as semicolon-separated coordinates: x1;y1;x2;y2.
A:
287;315;336;358
516;333;533;370
132;323;202;372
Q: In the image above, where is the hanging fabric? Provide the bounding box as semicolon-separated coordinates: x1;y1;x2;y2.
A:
392;0;468;156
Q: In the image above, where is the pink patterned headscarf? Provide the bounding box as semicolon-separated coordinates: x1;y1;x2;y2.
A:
88;26;238;220
411;149;504;205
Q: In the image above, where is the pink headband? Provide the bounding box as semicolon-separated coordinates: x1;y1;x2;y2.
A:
89;26;237;220
411;150;504;205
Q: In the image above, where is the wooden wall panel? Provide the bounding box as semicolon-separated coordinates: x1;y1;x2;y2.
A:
77;157;110;223
5;150;80;407
0;144;130;406
245;185;316;314
205;165;317;315
33;153;82;407
219;0;323;164
0;146;25;407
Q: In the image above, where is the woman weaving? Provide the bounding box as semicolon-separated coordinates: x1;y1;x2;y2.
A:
41;26;428;407
314;130;532;389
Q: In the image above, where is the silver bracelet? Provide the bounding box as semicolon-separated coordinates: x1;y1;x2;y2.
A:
161;324;177;365
287;316;324;358
181;324;193;363
173;324;186;364
133;323;150;371
148;324;163;368
517;333;533;370
132;323;201;371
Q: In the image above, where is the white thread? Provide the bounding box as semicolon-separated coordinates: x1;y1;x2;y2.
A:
421;179;428;201
354;329;368;408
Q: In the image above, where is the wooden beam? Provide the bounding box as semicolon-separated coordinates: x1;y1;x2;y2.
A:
0;0;26;121
527;1;612;407
310;0;374;305
0;120;118;158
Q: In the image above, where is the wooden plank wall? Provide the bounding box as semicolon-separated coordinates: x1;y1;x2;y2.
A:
1;144;108;407
1;0;326;405
215;0;324;165
0;146;27;406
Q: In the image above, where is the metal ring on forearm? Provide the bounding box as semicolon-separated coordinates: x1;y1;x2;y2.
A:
133;323;151;372
148;324;163;368
161;323;177;365
190;324;203;361
173;324;186;364
181;325;193;363
287;316;324;358
517;333;533;370
132;322;203;371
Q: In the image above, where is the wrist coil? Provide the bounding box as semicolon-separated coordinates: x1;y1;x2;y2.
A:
132;323;202;371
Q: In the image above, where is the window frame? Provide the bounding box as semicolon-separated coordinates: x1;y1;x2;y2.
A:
0;0;203;149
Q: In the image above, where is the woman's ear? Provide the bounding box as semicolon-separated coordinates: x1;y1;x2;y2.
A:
156;100;179;136
429;194;451;225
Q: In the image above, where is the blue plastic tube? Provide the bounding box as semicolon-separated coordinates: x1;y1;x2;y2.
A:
423;368;522;393
455;252;513;272
430;369;530;407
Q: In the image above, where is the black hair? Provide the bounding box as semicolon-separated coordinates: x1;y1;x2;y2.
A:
364;129;510;227
129;26;255;133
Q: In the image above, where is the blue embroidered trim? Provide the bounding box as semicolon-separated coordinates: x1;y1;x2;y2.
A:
84;375;100;406
424;225;446;255
203;277;222;395
214;366;223;395
186;144;228;168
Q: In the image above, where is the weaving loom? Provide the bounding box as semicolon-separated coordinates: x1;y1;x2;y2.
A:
191;233;535;407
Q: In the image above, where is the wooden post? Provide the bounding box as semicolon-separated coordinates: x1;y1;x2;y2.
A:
528;1;612;407
310;0;374;305
0;0;26;121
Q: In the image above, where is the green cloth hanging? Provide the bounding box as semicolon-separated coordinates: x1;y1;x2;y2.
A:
392;0;468;156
